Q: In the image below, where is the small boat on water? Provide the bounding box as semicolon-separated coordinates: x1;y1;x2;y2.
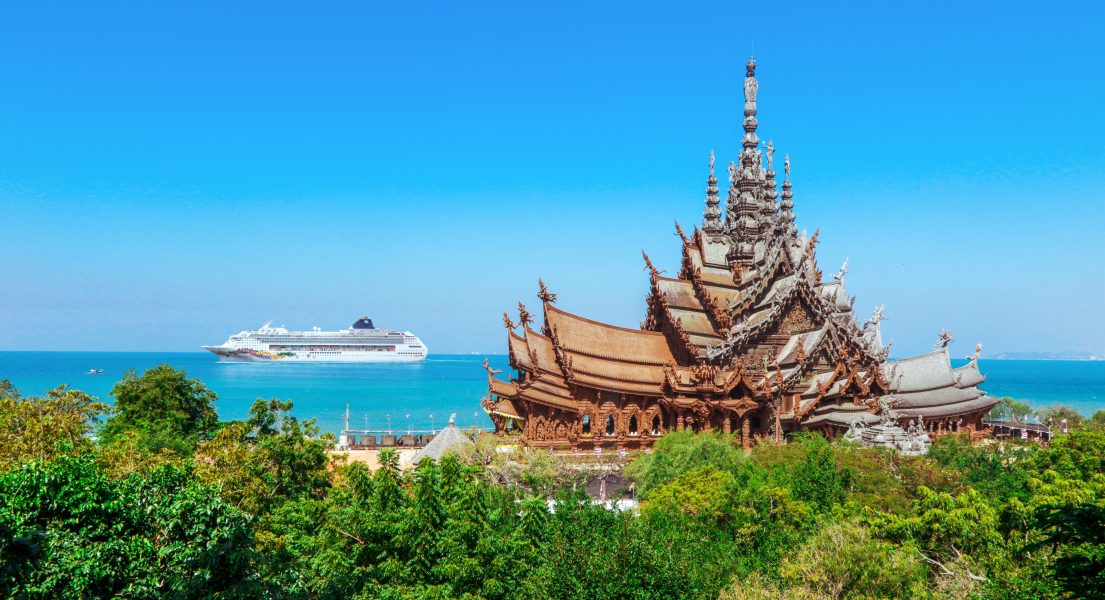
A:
88;369;104;375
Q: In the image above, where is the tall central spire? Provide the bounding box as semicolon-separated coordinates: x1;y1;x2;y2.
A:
726;56;766;263
742;56;759;152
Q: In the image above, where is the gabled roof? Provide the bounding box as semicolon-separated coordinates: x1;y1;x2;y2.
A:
545;303;674;365
883;347;958;393
953;360;986;388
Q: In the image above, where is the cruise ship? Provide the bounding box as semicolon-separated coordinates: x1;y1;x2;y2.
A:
202;317;428;362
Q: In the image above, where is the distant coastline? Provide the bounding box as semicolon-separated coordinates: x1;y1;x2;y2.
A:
987;352;1104;361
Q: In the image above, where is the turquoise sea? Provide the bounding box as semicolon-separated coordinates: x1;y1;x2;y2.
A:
1;352;1103;434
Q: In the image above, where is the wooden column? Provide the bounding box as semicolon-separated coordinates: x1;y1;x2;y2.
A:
741;416;751;450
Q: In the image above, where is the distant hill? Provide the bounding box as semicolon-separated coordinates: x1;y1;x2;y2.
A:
988;351;1103;361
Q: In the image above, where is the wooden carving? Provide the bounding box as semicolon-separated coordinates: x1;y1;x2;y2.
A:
537;278;557;304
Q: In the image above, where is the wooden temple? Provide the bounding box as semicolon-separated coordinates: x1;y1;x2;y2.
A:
481;57;998;450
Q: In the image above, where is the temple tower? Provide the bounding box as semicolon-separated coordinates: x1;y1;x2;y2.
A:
702;150;724;235
761;139;780;235
779;154;796;237
726;56;765;264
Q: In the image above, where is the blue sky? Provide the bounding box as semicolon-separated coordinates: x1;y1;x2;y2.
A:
1;1;1103;356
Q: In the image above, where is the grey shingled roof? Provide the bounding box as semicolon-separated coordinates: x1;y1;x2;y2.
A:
411;423;473;463
883;347;958;392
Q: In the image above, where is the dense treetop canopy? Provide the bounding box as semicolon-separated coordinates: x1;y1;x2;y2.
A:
1;367;1103;598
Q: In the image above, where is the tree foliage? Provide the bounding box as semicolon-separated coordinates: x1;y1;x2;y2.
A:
3;368;1105;598
0;385;108;470
100;364;218;456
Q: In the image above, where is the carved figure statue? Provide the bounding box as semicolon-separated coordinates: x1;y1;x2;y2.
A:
517;302;533;327
967;343;983;361
863;305;887;330
784;153;791;178
502;312;515;330
832;257;849;283
764;140;775;171
537;278;557;304
934;329;954;349
744;60;758;108
482;358;502;378
877;396;901;425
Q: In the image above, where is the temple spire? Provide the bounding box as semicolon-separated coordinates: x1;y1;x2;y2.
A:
761;140;779;230
742;56;759;151
779;153;796;237
702;149;723;235
726;55;766;263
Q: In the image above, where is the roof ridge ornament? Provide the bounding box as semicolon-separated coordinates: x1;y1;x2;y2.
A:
863;305;887;330
537;279;557;304
674;220;689;243
641;250;663;279
517;301;533;328
966;343;982;361
934;329;953;349
832;257;849;283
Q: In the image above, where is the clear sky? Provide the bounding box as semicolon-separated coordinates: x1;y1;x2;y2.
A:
2;1;1103;357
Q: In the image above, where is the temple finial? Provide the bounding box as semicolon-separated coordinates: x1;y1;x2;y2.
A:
779;153;796;237
761;140;779;227
517;301;533;328
674;219;688;243
742;56;759;145
726;56;764;263
537;278;557;304
702;149;723;234
642;250;662;278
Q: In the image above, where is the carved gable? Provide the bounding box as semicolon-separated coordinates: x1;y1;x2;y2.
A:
778;301;817;336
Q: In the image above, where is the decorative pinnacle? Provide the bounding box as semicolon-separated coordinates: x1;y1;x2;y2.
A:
642;250;662;278
517;301;533;327
746;55;756;77
784;153;791;179
674;219;688;243
537;278;557;304
703;149;723;234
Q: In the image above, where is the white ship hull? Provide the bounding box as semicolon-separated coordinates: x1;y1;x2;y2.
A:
205;350;427;363
203;317;428;363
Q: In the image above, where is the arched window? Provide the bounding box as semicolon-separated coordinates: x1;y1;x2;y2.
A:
629;415;638;435
605;415;615;436
582;414;591;435
651;415;661;435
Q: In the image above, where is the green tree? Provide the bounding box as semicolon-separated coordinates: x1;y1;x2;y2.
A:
0;385;108;470
100;364;218;456
0;453;255;598
1037;404;1085;430
789;435;852;512
781;521;927;599
625;430;749;498
0;379;19;401
194;398;332;516
1027;503;1105;598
